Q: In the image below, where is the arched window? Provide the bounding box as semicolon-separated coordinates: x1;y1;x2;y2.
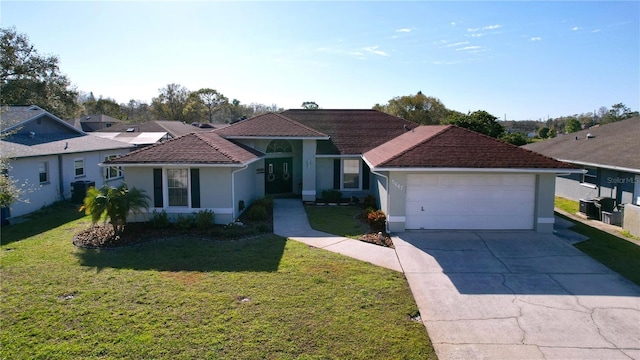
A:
266;139;292;153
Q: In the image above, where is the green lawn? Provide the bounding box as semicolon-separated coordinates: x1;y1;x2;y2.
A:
1;205;434;359
304;205;370;238
554;196;579;214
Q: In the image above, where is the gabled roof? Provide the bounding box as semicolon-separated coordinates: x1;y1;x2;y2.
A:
105;132;262;166
214;112;329;139
95;120;216;138
281;109;416;154
89;132;169;145
364;125;577;170
1;105;82;134
80;114;123;124
1;134;132;158
522;117;640;171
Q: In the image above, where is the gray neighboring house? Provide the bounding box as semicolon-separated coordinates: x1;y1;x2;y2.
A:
1;106;133;219
67;114;123;132
523;117;640;236
90;120;224;146
107;109;579;232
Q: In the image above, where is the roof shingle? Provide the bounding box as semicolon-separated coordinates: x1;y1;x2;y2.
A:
365;125;577;169
106;132;262;165
214;112;329;138
522;117;640;171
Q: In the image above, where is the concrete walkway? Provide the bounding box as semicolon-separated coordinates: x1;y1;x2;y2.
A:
273;199;640;359
273;199;402;272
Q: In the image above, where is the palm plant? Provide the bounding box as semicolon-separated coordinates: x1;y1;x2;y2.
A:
80;184;150;236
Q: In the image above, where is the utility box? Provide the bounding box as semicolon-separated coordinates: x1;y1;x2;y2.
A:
579;199;598;219
71;180;95;204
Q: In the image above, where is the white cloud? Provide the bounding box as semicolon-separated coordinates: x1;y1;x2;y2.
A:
592;29;601;33
531;37;541;41
469;33;483;38
396;28;412;33
444;41;469;48
451;22;456;26
483;24;501;30
456;46;481;51
363;46;389;57
467;27;480;32
572;26;580;31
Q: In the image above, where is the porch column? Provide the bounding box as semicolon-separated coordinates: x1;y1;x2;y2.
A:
302;140;317;201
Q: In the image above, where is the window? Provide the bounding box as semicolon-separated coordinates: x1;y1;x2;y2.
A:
266;139;292;153
104;155;122;179
582;167;597;186
167;169;188;206
74;158;85;177
342;159;361;189
38;162;49;183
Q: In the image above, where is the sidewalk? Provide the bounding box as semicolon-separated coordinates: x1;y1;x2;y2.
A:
555;208;640;247
273;199;403;272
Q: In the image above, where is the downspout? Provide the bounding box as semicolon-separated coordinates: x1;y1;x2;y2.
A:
231;164;248;221
369;168;390;234
57;155;65;200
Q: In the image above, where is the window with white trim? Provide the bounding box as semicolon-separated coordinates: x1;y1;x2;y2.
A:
582;167;597;186
74;158;85;177
104;155;123;179
167;169;189;206
342;159;361;190
38;161;49;183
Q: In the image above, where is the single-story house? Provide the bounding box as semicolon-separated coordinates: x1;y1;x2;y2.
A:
523;117;640;235
89;120;225;147
67;113;123;132
106;109;579;232
1;106;133;219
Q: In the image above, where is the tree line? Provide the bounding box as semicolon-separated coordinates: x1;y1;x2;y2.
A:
2;26;637;142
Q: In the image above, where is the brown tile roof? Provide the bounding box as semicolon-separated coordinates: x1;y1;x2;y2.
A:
214;112;329;138
364;125;577;169
106;132;262;165
522;117;640;170
281;109;416;154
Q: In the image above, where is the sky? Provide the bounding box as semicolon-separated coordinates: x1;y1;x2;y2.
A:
2;1;639;120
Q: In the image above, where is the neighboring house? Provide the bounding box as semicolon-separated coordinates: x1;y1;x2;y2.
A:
67;114;123;132
107;109;578;232
90;120;223;146
523;117;640;235
1;106;133;218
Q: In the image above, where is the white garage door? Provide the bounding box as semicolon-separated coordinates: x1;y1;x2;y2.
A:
405;174;536;230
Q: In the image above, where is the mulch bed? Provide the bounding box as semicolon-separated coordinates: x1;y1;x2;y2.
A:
358;232;394;249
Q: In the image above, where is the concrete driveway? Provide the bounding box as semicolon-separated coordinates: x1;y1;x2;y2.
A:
393;231;640;360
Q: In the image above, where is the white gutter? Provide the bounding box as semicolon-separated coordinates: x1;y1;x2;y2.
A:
315;154;361;159
558;159;640;175
369;167;585;174
363;157;390;233
99;158;261;168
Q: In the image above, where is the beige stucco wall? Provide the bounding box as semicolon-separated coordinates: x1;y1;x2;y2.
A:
623;203;640;237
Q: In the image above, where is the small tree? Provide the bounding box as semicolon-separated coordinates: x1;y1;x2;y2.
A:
80;184;150;236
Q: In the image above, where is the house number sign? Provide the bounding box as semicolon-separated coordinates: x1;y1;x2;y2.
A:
392;179;404;191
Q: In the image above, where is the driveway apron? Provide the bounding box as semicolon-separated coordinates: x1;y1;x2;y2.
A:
393;231;640;360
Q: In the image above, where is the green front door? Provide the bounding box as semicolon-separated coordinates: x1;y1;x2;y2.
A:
265;157;293;195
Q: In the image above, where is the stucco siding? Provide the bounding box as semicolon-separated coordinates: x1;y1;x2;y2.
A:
316;158;334;195
556;169;638;205
7;155;60;217
233;163;260;222
535;173;556;233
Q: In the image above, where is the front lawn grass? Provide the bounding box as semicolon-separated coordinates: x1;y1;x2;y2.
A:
1;205;434;359
555;196;579;214
304;205;370;238
564;216;640;286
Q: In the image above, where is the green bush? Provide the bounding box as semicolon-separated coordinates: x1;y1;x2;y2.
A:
174;213;195;230
322;189;342;203
252;197;274;211
148;210;170;229
246;204;268;221
366;210;387;232
194;210;215;230
363;195;377;209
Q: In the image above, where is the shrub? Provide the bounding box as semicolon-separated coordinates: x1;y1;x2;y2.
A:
194;210;215;230
322;189;342;203
149;210;170;229
246;204;268;221
363;195;377;209
252;197;274;211
366;210;387;232
174;213;195;230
